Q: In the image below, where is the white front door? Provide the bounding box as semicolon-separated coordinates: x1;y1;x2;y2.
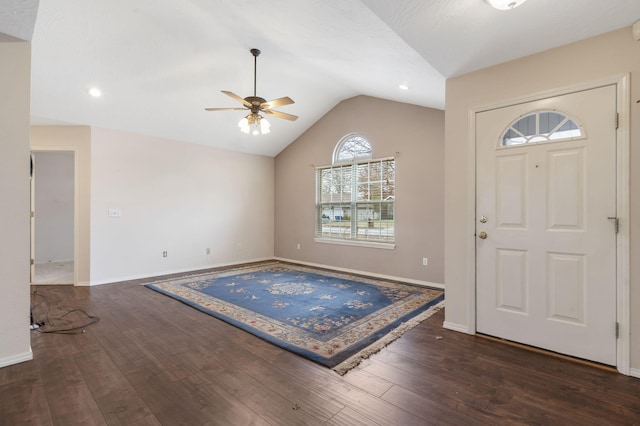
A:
476;85;618;365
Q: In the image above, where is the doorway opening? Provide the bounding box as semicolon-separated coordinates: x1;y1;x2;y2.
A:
31;150;75;285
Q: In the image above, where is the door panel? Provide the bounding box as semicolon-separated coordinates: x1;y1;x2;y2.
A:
496;248;528;313
496;154;527;228
547;148;584;229
476;85;617;365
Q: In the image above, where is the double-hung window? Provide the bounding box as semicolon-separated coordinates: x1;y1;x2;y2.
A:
315;134;395;245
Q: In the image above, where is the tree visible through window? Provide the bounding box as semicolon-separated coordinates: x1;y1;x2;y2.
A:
317;135;395;243
333;133;372;163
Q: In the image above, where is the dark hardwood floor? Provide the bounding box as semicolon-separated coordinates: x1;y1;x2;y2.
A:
2;273;640;425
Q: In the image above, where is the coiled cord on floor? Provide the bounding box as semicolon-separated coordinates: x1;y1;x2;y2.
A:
31;290;100;334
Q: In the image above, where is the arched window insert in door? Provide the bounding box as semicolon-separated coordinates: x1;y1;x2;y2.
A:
500;110;584;147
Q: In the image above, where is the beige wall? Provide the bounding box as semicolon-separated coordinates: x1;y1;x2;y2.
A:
0;41;32;367
444;27;640;372
31;126;92;285
275;95;444;285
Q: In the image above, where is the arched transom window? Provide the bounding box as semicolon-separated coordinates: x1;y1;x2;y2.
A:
333;133;372;164
501;110;584;147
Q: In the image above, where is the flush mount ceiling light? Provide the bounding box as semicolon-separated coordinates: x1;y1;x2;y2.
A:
205;48;298;135
398;84;409;90
87;87;102;97
485;0;527;10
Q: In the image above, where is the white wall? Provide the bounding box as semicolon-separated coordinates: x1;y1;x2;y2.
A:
0;41;32;367
89;127;275;284
33;151;74;263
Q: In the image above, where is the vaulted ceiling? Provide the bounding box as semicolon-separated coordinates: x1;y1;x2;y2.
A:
3;0;640;156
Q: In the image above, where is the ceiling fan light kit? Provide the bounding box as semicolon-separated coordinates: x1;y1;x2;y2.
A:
486;0;527;10
205;48;297;135
239;114;270;135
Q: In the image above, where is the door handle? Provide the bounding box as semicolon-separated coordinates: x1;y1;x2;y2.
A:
478;231;488;239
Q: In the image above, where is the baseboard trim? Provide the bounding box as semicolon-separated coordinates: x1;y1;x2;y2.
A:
629;368;640;379
443;321;473;334
88;257;274;286
274;257;444;290
0;348;33;368
88;256;446;290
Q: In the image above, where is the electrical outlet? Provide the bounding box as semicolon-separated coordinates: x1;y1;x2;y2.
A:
297;243;301;250
163;251;167;258
422;257;428;266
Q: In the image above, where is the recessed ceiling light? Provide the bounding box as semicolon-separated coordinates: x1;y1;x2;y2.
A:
485;0;527;10
399;84;409;90
88;87;102;97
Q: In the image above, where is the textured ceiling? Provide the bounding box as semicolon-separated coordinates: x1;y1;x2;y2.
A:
0;0;38;41
362;0;640;78
3;1;640;156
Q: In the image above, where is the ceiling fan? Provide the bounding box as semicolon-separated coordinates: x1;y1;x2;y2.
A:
205;48;298;135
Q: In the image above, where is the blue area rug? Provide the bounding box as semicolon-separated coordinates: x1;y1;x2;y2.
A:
145;262;444;374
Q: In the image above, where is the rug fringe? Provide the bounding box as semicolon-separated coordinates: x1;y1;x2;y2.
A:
332;300;445;376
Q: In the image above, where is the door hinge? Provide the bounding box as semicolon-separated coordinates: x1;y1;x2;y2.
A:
616;322;620;339
30;211;34;218
615;113;619;129
607;216;619;234
30;259;34;266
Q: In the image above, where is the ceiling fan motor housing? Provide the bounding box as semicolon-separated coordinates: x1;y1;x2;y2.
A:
245;96;267;113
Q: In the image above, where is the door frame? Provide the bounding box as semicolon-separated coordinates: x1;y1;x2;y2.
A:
30;147;79;286
466;74;630;374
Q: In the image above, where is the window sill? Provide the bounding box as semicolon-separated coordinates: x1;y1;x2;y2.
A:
314;237;396;250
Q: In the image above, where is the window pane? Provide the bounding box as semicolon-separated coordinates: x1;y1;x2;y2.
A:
317;158;395;243
355;202;394;241
317;203;353;239
502;128;526;146
512;113;536;136
558;119;578;132
539;111;564;134
501;111;583;147
335;134;373;163
356;163;369;201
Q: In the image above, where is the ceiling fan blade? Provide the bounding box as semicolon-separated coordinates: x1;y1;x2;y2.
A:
264;109;298;121
204;107;247;111
222;90;252;108
261;96;294;110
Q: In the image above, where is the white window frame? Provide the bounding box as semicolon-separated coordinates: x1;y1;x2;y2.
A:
315;155;396;249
